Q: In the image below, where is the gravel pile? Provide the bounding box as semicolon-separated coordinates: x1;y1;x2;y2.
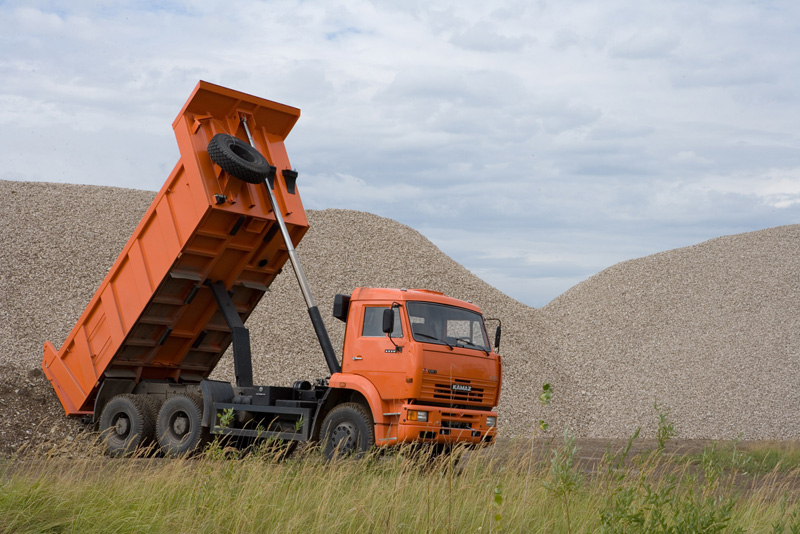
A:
538;226;800;440
0;181;155;453
1;179;798;453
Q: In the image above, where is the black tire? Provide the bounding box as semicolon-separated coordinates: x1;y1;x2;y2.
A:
99;394;155;457
320;403;375;460
144;396;162;422
207;133;273;184
156;394;207;457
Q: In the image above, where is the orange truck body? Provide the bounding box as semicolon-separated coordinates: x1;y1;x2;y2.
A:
42;81;501;455
43;81;308;415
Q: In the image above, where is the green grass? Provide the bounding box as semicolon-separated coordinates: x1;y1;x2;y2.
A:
685;440;800;476
3;436;800;533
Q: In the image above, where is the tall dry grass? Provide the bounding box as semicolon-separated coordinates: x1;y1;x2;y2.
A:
2;435;800;533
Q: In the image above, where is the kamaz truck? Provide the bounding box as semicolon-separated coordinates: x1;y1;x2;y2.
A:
42;81;502;458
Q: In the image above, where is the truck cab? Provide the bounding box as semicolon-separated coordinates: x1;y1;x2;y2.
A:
330;288;501;448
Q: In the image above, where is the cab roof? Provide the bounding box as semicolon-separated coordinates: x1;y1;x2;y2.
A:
349;287;483;314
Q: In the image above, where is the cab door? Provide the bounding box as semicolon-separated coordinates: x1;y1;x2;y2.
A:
346;304;407;399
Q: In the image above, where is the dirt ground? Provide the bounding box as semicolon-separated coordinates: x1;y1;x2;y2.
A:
0;361;793;469
0;367;711;458
0;365;86;456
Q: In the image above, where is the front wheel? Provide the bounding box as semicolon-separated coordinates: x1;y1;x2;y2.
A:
320;403;375;460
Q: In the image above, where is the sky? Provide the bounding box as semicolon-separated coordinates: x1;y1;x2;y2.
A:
2;0;799;307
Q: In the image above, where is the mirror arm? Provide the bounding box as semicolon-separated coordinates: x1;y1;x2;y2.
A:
384;303;403;353
386;332;402;353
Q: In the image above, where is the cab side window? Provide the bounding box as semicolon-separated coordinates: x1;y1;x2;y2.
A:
362;307;403;338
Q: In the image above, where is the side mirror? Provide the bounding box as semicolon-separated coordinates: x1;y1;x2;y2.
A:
494;325;501;351
382;308;395;334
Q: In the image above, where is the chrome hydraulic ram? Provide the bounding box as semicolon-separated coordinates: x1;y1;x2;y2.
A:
241;116;341;374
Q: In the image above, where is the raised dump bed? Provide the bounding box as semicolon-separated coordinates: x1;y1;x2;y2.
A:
43;81;308;416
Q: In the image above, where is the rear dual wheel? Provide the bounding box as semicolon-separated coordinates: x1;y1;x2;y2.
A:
100;394;207;457
99;394;156;457
156;394;208;457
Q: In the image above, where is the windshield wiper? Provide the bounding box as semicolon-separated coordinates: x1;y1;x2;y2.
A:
415;332;453;350
455;338;490;355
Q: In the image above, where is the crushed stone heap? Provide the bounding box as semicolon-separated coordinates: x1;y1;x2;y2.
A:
0;179;797;453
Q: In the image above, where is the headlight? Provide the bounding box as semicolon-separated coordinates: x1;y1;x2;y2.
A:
408;410;429;422
486;416;497;427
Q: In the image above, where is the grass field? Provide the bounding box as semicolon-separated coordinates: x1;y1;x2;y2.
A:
3;432;800;533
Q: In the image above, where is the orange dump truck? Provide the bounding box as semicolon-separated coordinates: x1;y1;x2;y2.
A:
42;81;502;457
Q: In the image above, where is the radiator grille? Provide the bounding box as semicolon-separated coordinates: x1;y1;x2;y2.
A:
419;377;496;407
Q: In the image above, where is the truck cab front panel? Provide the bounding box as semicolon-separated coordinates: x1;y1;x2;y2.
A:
418;347;500;408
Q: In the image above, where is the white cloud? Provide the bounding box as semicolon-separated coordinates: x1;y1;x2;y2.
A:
670;150;713;168
691;168;800;209
301;172;421;210
540;101;602;135
609;30;680;59
450;23;533;52
0;0;798;306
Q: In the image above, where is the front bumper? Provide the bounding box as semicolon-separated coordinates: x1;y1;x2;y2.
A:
384;404;498;446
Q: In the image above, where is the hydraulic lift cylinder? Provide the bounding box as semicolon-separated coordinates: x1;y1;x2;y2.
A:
242;117;342;375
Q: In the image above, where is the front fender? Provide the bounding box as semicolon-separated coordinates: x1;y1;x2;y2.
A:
328;373;389;425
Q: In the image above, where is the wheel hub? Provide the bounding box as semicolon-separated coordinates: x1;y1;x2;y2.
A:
114;415;130;437
331;422;357;451
172;415;189;436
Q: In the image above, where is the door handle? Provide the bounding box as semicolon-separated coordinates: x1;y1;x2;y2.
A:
352;356;363;361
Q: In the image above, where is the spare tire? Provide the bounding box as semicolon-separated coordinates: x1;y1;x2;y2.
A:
207;133;274;184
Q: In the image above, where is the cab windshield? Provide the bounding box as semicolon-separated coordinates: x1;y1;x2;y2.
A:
407;301;491;352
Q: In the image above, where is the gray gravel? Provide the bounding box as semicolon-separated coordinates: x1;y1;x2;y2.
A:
1;179;798;452
538;226;800;440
